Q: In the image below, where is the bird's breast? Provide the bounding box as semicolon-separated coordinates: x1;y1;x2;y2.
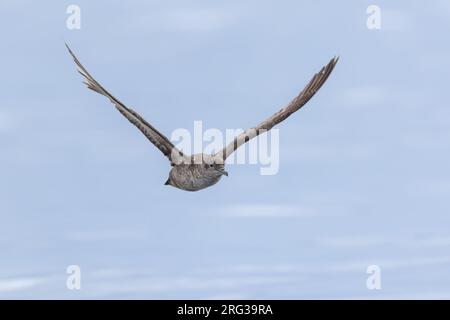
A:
169;165;222;191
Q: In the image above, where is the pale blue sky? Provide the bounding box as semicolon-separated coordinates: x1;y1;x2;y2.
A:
1;1;450;298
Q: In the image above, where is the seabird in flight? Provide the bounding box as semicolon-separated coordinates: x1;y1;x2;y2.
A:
66;44;338;191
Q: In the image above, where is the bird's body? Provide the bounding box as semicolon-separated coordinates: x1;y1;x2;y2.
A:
66;44;338;191
167;154;227;191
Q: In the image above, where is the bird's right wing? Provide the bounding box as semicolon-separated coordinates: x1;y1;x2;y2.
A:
66;44;184;164
215;57;338;162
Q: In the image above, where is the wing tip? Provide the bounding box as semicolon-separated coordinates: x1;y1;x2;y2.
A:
65;42;75;59
331;55;340;67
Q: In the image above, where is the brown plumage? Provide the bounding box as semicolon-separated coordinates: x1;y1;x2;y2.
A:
66;44;338;191
218;56;339;161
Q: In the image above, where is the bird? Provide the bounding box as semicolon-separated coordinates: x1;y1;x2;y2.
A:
66;44;338;191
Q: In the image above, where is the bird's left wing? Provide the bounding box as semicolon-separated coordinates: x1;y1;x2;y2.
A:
215;56;338;162
66;44;184;164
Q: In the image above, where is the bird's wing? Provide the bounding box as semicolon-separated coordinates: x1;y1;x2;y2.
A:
215;57;338;162
66;44;184;164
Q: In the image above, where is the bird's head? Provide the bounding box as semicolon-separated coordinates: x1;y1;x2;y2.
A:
201;154;228;178
202;162;228;178
164;154;228;189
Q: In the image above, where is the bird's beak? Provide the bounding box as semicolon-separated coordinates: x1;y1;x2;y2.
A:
215;168;229;177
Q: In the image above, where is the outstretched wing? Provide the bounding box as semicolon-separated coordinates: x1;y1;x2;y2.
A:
215;57;338;162
66;44;184;164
